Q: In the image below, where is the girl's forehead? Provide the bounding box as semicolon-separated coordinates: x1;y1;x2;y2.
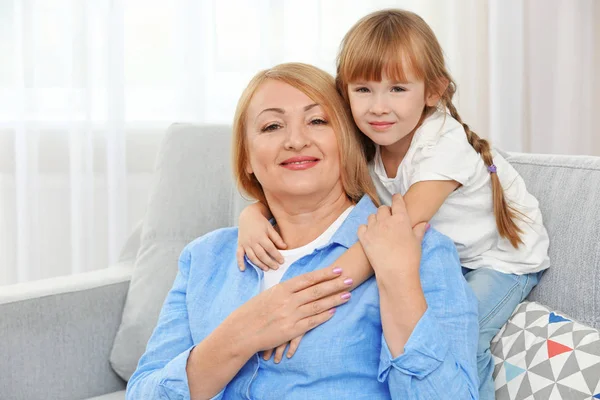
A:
349;65;420;83
339;18;431;84
345;51;424;83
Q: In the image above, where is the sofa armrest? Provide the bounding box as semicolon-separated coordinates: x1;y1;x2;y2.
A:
0;266;133;400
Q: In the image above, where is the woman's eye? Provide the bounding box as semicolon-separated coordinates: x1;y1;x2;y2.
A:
261;123;281;132
310;118;328;125
355;87;370;93
391;86;406;93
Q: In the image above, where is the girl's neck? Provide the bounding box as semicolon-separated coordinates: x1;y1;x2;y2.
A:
380;129;416;179
380;109;432;179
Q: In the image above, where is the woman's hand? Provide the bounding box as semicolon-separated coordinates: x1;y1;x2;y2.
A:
226;266;353;354
237;203;287;271
358;194;429;276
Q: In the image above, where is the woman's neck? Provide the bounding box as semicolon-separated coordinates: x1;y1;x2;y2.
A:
266;187;353;249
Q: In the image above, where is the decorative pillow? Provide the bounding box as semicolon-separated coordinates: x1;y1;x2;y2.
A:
492;301;600;400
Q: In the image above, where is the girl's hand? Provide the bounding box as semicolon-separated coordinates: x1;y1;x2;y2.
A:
226;266;353;354
262;334;304;363
237;203;287;271
358;194;429;276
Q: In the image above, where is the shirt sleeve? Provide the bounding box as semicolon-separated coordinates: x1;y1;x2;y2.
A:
407;126;479;188
378;231;480;400
126;246;225;400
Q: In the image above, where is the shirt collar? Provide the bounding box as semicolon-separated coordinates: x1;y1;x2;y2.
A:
328;195;377;249
372;145;393;182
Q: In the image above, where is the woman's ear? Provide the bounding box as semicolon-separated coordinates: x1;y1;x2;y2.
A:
426;77;449;107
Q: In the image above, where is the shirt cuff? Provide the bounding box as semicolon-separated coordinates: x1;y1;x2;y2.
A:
157;346;226;400
410;170;470;187
377;307;449;382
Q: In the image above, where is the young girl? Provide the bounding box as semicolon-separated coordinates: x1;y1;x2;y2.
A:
236;9;549;400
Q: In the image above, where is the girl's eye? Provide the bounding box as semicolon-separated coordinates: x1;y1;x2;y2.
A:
391;86;406;93
310;118;328;126
355;87;370;93
261;123;282;132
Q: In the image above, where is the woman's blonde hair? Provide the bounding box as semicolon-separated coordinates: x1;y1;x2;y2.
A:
336;9;524;248
232;62;378;207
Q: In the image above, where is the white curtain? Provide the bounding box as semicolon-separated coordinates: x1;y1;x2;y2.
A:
1;0;598;286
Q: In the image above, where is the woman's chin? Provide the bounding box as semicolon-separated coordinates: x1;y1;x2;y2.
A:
270;181;329;199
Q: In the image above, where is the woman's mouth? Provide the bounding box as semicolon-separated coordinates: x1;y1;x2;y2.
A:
280;156;320;170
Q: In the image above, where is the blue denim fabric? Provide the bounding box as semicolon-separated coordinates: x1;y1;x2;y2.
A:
462;267;542;400
127;196;479;400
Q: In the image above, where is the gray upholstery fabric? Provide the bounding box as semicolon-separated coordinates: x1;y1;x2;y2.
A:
117;219;143;264
0;280;128;400
506;152;600;329
109;124;251;381
86;390;126;400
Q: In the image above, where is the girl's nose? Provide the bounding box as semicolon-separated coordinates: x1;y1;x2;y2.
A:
369;96;390;115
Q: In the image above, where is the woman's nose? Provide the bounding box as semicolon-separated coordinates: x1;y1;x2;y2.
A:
283;123;310;150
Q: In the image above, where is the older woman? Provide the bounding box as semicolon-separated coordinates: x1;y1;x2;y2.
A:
127;63;479;399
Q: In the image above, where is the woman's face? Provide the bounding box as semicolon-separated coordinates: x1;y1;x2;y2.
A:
245;79;344;202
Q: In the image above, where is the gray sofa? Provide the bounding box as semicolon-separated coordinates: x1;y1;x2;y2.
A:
1;125;599;400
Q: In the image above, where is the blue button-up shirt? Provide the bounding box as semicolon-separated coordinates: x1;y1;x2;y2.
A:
127;196;479;399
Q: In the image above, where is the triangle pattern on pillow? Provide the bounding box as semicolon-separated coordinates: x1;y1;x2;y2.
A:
548;340;572;358
493;301;600;399
549;312;570;324
505;361;526;382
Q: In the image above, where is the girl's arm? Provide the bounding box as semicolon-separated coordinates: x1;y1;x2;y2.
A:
332;180;460;291
237;180;459;287
403;180;460;226
246;200;272;220
237;202;287;271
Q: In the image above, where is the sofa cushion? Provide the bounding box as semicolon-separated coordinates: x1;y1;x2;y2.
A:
109;124;249;380
505;152;600;330
491;301;600;399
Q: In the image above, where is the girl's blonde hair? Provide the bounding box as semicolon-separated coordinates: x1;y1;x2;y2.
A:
232;62;379;207
336;9;524;248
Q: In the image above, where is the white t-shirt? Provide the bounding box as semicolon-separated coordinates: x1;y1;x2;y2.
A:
369;110;549;275
260;206;355;292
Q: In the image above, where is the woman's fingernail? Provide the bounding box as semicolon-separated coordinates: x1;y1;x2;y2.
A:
426;223;431;230
332;267;343;274
341;292;351;300
329;308;336;314
343;278;353;285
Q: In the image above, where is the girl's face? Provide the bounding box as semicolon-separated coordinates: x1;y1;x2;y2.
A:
347;71;439;150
